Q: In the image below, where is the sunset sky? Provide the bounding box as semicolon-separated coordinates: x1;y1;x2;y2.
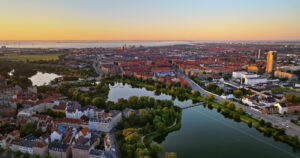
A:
0;0;300;41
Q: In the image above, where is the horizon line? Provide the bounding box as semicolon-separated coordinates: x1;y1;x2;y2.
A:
1;39;300;42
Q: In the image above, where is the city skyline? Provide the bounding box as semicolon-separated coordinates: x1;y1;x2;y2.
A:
1;0;300;41
1;1;300;157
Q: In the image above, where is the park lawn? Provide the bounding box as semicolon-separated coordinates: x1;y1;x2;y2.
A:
0;53;62;62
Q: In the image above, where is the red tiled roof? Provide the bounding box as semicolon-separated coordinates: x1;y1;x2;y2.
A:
53;104;66;110
55;128;62;134
32;114;49;119
80;127;89;136
54;118;81;124
151;67;173;72
39;94;59;104
62;129;72;143
8;130;20;137
286;103;300;107
34;140;47;148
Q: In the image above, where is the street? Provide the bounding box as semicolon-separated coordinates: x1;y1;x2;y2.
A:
178;72;300;138
93;58;104;81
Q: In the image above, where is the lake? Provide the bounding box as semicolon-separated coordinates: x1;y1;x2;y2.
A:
108;83;300;158
29;72;61;86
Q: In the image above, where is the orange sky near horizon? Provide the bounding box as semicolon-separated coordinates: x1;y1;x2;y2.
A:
1;0;300;41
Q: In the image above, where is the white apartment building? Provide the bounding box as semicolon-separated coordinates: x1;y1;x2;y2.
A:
65;104;97;119
241;74;268;85
232;71;247;78
89;111;121;132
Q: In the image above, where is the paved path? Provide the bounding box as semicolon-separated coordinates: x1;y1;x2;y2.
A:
178;72;300;137
176;103;202;109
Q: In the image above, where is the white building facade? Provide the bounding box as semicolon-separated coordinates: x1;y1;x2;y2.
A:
232;71;247;78
89;111;121;132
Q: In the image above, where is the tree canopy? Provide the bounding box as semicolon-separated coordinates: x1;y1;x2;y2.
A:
285;93;300;103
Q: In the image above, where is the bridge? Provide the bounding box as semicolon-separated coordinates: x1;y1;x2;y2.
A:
175;102;203;109
223;81;242;89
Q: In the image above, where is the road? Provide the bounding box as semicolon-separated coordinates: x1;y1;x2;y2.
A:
178;71;300;137
93;58;104;81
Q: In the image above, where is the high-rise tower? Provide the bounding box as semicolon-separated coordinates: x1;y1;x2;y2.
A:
266;51;277;73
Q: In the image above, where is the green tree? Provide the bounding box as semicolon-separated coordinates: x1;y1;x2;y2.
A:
278;128;286;135
192;91;200;97
223;74;232;81
154;83;161;89
0;147;4;154
14;150;22;158
226;102;235;110
233;114;240;122
80;115;89;121
12;76;33;89
34;128;43;137
153;116;165;132
206;77;213;82
7;149;12;154
91;97;106;108
271;87;283;93
279;78;288;82
151;142;163;153
43;154;51;158
206;83;217;92
37;85;55;94
217;107;221;112
17;103;23;112
123;128;140;143
128;96;139;105
259;119;265;126
236;107;244;114
37;94;43;100
139;109;147;116
0;123;16;135
165;152;177;158
136;148;150;157
20;122;37;137
24;153;30;158
285;93;300;103
84;96;91;105
221;101;229;106
207;94;215;101
213;87;224;95
248;122;252;128
266;122;272;128
233;89;243;99
33;154;40;158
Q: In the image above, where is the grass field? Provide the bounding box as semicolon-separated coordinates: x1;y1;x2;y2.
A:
0;53;63;62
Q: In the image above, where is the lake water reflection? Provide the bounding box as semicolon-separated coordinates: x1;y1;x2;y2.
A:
29;72;61;86
108;83;300;158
